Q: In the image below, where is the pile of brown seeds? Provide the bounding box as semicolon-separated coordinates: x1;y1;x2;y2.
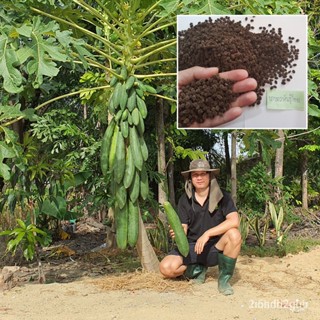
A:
178;16;300;116
178;75;238;127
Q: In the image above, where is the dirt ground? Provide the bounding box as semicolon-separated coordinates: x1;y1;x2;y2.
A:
0;219;319;320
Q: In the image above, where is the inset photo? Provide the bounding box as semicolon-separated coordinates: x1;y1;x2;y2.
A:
177;15;308;129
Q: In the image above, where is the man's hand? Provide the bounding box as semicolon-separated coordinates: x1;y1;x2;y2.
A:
178;66;257;128
169;223;187;239
194;232;210;255
169;227;175;239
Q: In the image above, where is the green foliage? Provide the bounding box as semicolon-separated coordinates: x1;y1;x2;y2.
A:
225;0;302;14
0;0;318;258
173;145;207;160
145;214;169;253
31;108;95;156
241;237;320;257
0;101;107;233
238;163;276;216
247;215;269;247
239;214;250;245
160;0;231;15
0;104;35;180
282;237;320;255
0;0;178;240
306;1;320;118
268;202;293;245
241;243;286;258
0;11;87;93
241;130;282;165
37;179;85;224
0;140;16;181
0;219;51;261
238;161;295;218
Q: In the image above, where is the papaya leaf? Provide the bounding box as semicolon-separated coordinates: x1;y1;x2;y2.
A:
1;126;19;144
0;104;24;122
16;17;69;87
308;104;320;118
159;0;179;14
0;142;14;160
15;24;33;37
16;46;34;65
22;108;37;121
0;162;10;181
198;0;230;14
308;79;319;101
0;35;23;93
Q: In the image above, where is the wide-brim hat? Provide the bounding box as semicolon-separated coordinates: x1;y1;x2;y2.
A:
181;159;220;179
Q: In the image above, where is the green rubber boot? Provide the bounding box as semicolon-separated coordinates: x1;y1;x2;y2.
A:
218;253;237;295
184;264;208;284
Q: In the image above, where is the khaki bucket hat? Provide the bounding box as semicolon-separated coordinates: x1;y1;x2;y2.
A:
181;159;220;179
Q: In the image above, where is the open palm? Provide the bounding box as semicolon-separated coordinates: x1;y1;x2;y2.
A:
178;66;257;128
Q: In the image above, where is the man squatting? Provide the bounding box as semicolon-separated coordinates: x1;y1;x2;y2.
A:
159;159;242;295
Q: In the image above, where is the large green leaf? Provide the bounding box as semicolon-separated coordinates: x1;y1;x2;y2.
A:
198;0;230;14
15;17;69;88
40;199;60;218
55;196;67;216
0;35;23;93
308;104;320;118
0;162;11;180
0;104;24;122
308;79;319;101
159;0;179;13
0;141;15;161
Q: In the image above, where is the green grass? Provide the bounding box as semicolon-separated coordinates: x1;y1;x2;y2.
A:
283;237;320;254
241;237;320;258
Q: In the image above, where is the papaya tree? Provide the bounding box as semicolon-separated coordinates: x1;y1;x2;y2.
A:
1;0;177;271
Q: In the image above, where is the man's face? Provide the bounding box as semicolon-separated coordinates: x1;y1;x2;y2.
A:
191;171;210;189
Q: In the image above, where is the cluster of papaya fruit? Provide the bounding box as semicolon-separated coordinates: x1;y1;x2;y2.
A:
100;67;156;249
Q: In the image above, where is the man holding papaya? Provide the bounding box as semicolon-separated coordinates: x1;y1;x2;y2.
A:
159;159;242;295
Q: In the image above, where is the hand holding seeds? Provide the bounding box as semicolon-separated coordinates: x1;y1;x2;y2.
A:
178;66;257;128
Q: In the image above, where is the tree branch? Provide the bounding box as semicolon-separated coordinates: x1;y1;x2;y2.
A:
132;41;176;65
134;58;176;70
2;86;111;128
31;7;122;52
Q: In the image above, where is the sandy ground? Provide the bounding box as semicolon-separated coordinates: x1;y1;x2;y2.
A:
0;245;319;320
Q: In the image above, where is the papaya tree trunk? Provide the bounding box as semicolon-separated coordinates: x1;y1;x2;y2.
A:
156;99;168;223
167;142;176;207
231;131;237;206
136;210;160;272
